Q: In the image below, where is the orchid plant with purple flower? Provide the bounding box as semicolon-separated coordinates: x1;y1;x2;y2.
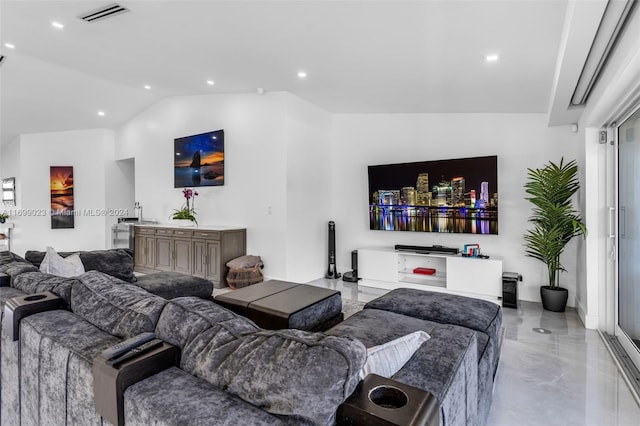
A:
171;188;199;223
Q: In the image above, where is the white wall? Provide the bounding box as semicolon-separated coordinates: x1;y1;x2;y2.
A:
6;129;117;256
0;137;23;248
104;157;136;247
284;95;333;281
115;92;332;282
330;113;582;306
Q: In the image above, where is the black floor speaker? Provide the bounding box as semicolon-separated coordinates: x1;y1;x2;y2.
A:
325;221;341;279
343;250;360;282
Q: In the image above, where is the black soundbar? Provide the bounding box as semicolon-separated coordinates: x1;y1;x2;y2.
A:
394;244;459;255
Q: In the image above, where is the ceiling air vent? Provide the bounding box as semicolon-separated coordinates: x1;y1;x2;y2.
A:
78;3;129;22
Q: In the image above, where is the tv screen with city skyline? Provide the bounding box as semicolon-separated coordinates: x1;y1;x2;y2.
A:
368;155;498;234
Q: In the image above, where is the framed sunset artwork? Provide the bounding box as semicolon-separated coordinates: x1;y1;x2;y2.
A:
50;166;74;229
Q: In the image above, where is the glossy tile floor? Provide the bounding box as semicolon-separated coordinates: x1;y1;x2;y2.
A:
308;277;640;426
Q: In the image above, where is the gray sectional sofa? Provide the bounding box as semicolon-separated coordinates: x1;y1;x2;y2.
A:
0;250;502;426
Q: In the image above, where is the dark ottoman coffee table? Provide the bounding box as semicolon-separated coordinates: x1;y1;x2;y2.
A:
214;280;343;331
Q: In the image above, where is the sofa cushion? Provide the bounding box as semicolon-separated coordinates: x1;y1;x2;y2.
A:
0;286;27;307
393;324;479;426
0;261;39;283
12;271;78;307
0;251;28;265
155;297;259;375
135;271;213;299
360;330;430;379
26;248;136;283
71;271;168;339
205;329;366;426
125;367;284;426
39;247;85;277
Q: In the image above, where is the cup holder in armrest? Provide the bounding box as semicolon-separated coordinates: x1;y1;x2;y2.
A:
0;273;10;287
24;294;47;302
93;342;180;426
3;292;63;341
368;385;408;409
337;374;440;426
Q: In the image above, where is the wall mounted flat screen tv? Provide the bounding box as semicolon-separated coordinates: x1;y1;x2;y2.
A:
368;155;498;234
174;129;224;188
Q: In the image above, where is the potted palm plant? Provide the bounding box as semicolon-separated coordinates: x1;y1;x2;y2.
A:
524;158;587;312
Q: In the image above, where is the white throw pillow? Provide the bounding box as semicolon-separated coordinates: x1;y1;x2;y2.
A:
39;247;85;277
359;330;430;379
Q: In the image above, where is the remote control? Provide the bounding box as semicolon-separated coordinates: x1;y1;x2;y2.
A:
100;332;155;361
107;339;164;367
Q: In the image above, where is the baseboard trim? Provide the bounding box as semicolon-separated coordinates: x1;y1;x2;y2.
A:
577;299;599;329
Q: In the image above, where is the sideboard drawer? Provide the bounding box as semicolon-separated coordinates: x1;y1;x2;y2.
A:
135;227;155;235
172;229;193;238
192;231;220;240
155;229;173;236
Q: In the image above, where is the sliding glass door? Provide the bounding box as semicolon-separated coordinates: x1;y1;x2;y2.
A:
617;107;640;364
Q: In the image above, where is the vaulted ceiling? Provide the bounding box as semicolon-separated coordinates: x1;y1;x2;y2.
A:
0;1;617;144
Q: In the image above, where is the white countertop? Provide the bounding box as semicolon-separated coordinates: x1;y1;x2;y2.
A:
134;223;244;231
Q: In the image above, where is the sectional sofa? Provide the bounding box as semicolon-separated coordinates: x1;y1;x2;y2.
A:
0;250;502;425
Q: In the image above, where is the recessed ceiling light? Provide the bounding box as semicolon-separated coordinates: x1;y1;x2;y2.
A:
144;84;151;90
297;71;307;78
485;54;499;62
206;80;215;86
4;43;15;49
97;111;105;117
51;21;65;29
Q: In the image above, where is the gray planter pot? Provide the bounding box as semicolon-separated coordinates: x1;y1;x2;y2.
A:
540;286;568;312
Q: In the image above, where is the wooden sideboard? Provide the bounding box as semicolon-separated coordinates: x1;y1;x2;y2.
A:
134;225;246;288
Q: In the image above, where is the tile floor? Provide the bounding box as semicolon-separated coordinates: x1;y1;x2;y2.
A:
307;277;640;426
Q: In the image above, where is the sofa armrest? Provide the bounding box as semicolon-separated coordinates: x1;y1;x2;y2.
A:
2;291;63;341
336;374;440;426
92;340;180;426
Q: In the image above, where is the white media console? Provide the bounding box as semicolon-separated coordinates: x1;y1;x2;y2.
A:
358;247;503;301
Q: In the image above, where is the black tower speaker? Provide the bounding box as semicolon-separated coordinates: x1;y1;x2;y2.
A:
343;250;360;282
325;221;341;279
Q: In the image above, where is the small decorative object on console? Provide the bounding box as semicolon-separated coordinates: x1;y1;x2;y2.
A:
171;188;198;224
413;267;436;275
462;244;480;257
